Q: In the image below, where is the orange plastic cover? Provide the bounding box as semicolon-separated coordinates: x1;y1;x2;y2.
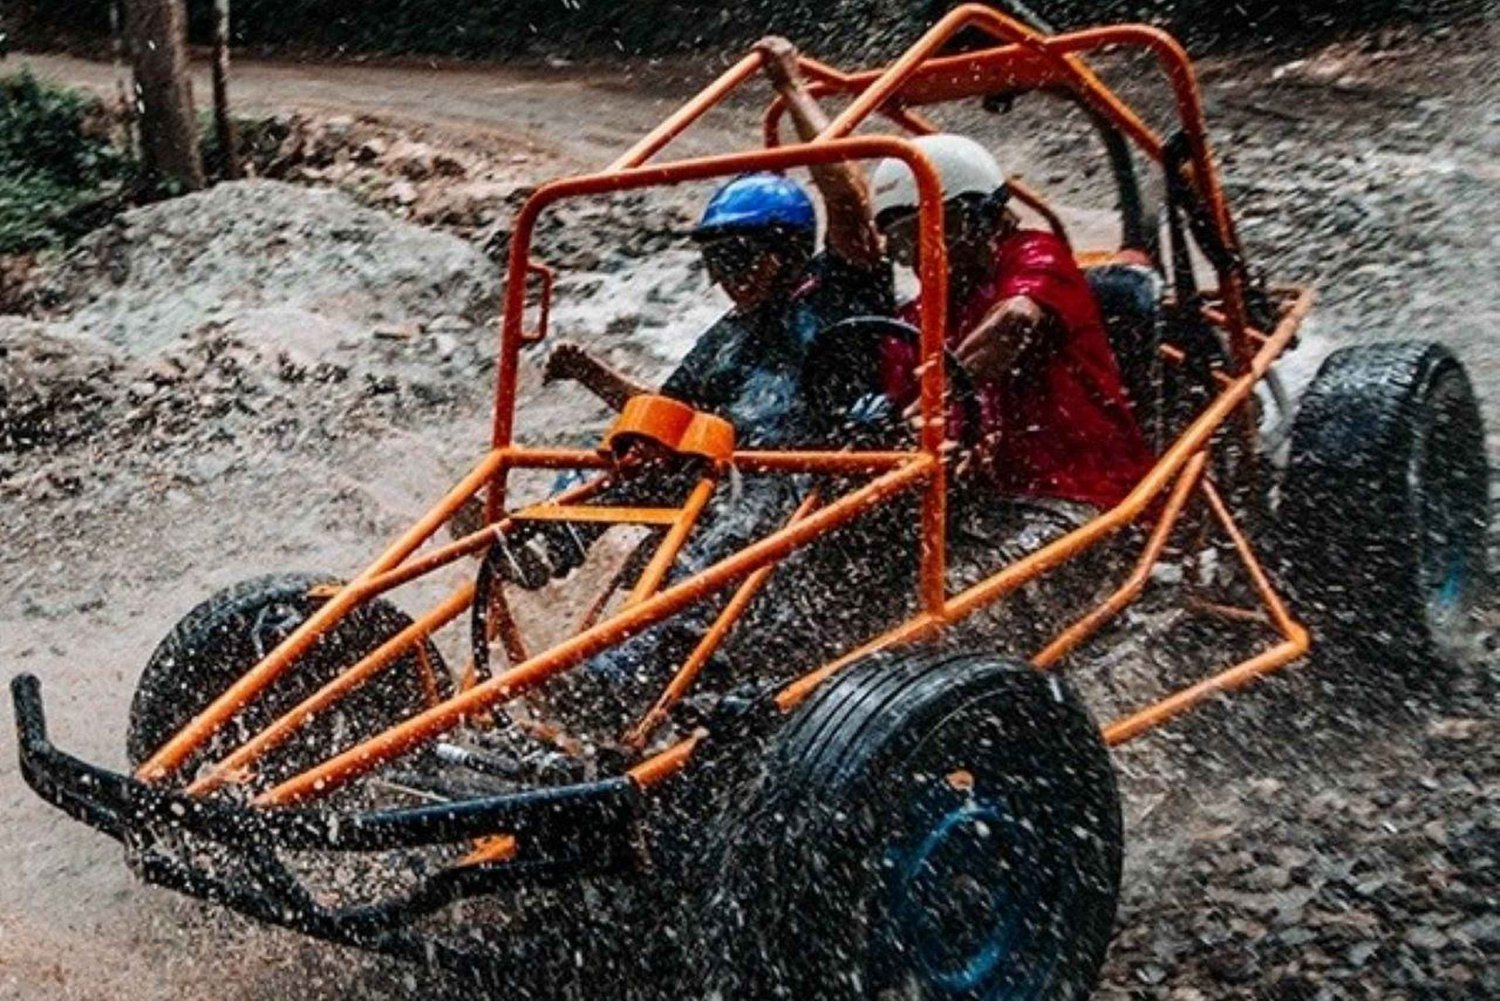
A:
604;394;735;462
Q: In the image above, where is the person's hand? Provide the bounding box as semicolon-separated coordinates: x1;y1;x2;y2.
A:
955;296;1044;385
543;340;589;385
754;35;802;92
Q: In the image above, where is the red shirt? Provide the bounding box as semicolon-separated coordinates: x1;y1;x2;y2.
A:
885;230;1154;508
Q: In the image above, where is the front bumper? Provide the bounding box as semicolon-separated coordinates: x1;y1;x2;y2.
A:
10;674;642;962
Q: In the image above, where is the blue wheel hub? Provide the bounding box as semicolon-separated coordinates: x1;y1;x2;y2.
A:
886;788;1049;998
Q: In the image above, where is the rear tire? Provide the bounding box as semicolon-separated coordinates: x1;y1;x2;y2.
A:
127;572;449;782
1280;341;1489;671
699;650;1121;1000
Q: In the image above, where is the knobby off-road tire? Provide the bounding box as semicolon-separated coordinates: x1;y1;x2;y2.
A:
127;572;449;782
1280;341;1489;671
698;651;1122;1000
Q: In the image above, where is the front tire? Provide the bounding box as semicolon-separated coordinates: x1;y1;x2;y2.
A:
127;572;449;782
1280;341;1489;671
700;651;1122;1000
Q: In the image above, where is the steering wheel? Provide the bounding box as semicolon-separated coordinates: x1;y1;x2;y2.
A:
800;316;981;449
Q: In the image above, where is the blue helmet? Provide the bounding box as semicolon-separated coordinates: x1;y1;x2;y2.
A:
695;172;816;239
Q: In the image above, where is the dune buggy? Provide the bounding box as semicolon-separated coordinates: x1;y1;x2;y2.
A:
12;5;1490;998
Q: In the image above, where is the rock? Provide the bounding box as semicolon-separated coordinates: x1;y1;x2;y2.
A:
413;180;520;228
385;179;419;205
1426;717;1484;740
432;150;472;178
46;181;499;358
1136;963;1168;985
1245;865;1292;891
1453;915;1499;950
1206;942;1260;984
380;139;438;180
1404;925;1448;952
354;136;388;163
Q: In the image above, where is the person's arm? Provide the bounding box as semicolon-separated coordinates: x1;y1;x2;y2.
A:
755;36;882;269
543;340;653;412
955;296;1049;385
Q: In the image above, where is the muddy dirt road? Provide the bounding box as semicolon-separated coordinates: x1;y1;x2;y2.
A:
3;23;1497;1001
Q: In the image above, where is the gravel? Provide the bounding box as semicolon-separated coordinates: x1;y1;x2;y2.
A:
41;180;500;357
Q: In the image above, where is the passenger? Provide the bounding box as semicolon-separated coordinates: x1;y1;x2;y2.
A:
511;36;891;589
545;38;887;428
866;134;1156;649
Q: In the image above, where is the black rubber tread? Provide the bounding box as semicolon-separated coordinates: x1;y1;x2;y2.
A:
127;572;450;780
1280;341;1489;669
697;649;1122;1001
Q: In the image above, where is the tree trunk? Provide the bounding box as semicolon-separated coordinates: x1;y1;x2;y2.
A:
211;0;240;179
124;0;204;191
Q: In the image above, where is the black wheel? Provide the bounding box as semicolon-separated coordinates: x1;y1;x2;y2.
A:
699;650;1122;1000
1280;341;1490;669
127;572;450;781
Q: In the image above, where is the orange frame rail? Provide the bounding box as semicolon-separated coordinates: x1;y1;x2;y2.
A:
133;6;1312;837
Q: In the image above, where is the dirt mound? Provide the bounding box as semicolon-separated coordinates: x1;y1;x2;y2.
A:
0;317;118;453
43;180;500;358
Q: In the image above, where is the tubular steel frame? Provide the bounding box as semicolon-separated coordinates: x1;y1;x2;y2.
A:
134;6;1310;831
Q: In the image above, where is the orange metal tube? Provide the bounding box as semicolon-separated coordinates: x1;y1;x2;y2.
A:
1187;599;1270;625
460;834;519;867
761;69;940;149
608;52;764;171
1102;468;1307;745
627;734;703;788
626;473;720;606
772;289;1309;712
256;457;935;806
1103;638;1306;745
136;447;510;782
491;583;530;665
1031;452;1207;669
820;6;1154;159
185;583;476;796
1200;479;1301;638
500;448;613;470
731;450;918;473
493;138;952;456
514;505;681;526
626;491;820;747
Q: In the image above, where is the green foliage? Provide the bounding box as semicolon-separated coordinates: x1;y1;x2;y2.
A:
12;1;1475;61
0;71;131;253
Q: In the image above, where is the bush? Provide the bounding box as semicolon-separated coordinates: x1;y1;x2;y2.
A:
0;72;131;253
9;1;1480;60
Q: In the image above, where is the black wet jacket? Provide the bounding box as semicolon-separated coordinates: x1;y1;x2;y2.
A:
549;252;900;720
659;252;894;446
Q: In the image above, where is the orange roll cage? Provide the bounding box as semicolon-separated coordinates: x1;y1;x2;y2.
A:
133;5;1310;829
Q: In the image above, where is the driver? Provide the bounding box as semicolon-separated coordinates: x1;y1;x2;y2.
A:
870;133;1154;509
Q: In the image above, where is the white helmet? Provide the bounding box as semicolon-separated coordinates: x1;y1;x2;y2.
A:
871;134;1007;221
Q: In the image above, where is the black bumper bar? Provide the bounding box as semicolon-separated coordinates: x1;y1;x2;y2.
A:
10;673;642;957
